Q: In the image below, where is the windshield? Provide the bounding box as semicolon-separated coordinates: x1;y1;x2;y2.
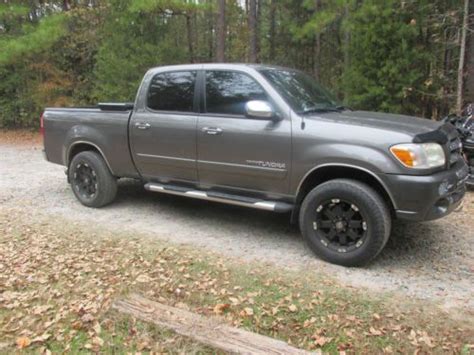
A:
258;69;341;114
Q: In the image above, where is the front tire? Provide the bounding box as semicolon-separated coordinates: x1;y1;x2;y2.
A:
299;179;391;267
467;158;474;189
69;151;117;208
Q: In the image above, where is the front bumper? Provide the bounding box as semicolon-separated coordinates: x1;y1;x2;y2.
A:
380;162;468;221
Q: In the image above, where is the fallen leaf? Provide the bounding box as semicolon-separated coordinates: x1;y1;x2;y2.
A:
244;307;254;316
16;336;31;349
314;336;331;347
31;333;51;344
93;336;104;347
32;305;51;315
81;313;94;323
303;317;317;327
93;322;101;334
136;274;152;283
369;327;383;336
288;304;298;312
71;320;83;330
419;332;435;348
213;303;230;314
229;297;240;305
137;340;151;351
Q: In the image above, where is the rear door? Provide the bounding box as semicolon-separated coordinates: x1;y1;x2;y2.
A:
130;70;198;183
197;70;291;195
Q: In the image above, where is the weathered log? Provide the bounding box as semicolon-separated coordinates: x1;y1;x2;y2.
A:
113;294;311;355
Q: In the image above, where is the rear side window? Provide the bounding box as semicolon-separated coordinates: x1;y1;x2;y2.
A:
205;71;267;116
147;71;196;112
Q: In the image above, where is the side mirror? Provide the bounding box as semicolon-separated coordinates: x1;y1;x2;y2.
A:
245;100;275;119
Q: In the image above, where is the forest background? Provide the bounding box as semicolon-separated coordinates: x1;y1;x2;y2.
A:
0;0;473;127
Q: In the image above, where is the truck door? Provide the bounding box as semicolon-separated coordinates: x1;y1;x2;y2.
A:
197;70;291;195
130;70;198;183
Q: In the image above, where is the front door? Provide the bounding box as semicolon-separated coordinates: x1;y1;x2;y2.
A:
130;70;198;183
197;70;291;195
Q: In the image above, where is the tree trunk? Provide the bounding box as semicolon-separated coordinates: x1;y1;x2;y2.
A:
442;27;451;117
186;14;195;63
207;0;214;61
457;0;469;114
248;0;258;62
313;35;321;80
269;0;276;61
343;3;351;73
216;0;226;62
63;0;70;11
463;0;474;106
313;0;321;80
192;12;198;61
256;0;261;60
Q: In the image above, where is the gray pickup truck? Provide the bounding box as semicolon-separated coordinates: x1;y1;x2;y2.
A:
42;63;468;266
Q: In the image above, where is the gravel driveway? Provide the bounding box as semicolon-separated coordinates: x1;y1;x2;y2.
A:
1;142;473;312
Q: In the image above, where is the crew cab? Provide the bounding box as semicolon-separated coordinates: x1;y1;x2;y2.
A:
42;64;468;266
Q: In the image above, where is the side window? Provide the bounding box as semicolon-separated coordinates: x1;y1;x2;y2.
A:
205;71;267;116
147;71;196;112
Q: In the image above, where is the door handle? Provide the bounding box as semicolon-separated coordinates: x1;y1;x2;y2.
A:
135;122;151;130
202;127;223;135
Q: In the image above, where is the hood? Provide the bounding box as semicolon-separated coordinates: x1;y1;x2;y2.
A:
310;110;441;137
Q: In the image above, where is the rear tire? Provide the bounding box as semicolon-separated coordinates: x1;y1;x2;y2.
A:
69;151;117;208
299;179;391;267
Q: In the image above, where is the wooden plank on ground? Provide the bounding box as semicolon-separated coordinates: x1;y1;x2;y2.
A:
113;294;311;355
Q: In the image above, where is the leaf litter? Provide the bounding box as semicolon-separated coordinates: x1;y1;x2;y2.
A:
0;209;472;353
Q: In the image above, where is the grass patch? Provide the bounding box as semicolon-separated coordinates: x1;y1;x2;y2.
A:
0;208;472;353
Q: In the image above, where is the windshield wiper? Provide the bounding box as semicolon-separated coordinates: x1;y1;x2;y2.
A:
299;107;341;115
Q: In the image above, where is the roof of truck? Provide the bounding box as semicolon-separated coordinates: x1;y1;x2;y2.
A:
148;63;292;72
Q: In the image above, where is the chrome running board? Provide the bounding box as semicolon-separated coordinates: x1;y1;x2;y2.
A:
144;183;293;213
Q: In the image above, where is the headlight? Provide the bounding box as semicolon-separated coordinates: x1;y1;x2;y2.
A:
390;143;445;169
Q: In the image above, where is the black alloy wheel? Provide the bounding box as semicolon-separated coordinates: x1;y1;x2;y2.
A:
313;199;367;253
72;162;98;200
299;179;391;267
68;151;117;208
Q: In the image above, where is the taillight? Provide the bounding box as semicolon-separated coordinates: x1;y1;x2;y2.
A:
40;112;45;137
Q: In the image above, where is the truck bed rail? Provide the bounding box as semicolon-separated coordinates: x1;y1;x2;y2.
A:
98;102;134;111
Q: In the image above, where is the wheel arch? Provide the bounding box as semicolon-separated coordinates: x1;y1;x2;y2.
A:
67;141;115;176
291;164;396;223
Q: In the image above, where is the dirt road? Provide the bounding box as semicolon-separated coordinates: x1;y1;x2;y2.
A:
1;139;473;312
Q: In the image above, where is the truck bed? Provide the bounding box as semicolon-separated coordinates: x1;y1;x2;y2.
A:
43;105;139;178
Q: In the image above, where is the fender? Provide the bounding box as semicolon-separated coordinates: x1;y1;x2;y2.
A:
63;124;111;164
61;122;140;178
66;140;115;175
295;162;397;210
